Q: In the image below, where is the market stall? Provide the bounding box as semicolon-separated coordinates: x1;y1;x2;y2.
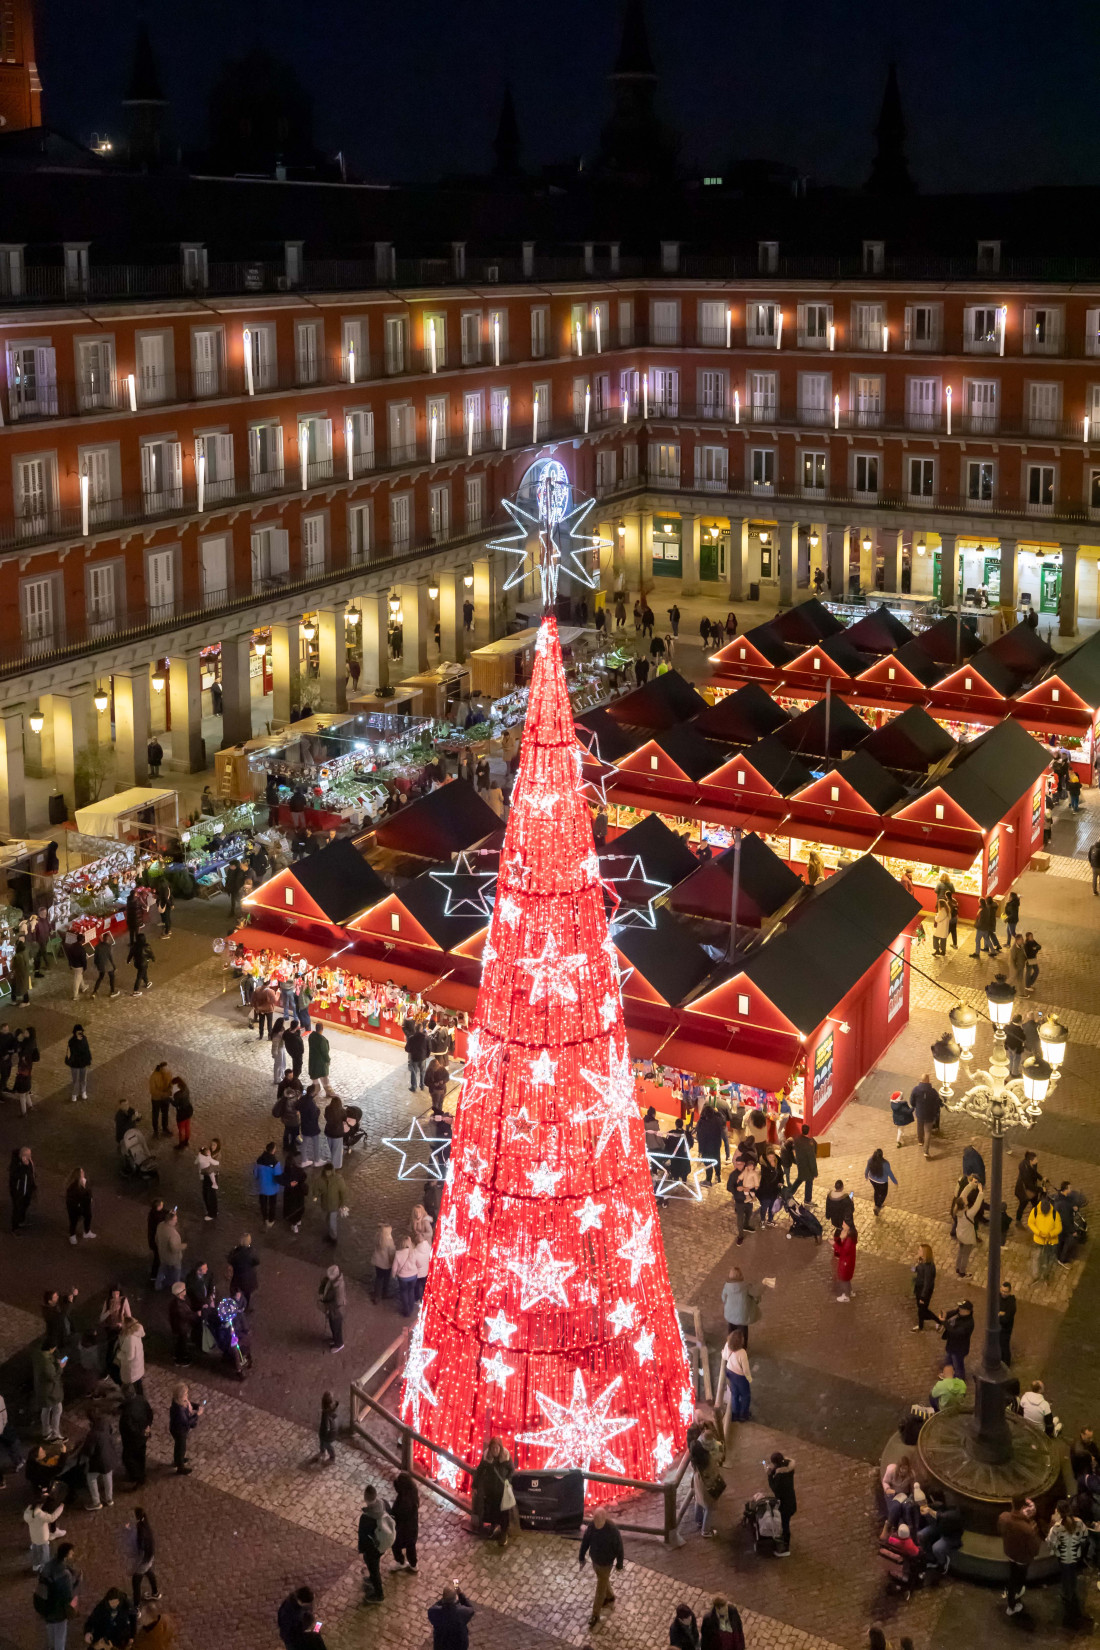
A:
75;787;179;844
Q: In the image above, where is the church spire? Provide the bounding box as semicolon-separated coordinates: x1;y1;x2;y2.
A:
492;83;521;177
866;61;915;197
596;0;677;185
122;15;171;171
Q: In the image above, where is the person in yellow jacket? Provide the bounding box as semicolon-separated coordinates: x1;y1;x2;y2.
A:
149;1062;174;1139
1027;1193;1062;1282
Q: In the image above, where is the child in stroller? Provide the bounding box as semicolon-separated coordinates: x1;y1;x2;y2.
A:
742;1492;784;1553
781;1192;823;1243
119;1126;158;1180
342;1105;366;1153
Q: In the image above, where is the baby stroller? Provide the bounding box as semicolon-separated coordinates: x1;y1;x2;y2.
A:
119;1127;158;1180
782;1195;823;1243
343;1105;367;1154
742;1492;784;1553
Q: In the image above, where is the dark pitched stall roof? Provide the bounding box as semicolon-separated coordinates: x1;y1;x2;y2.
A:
843;604;915;655
669;832;803;924
614;910;716;1006
769;598;846;645
575;707;646;763
939;719;1051;819
813;634;877;678
980;622;1058;689
605;670;709;732
744;734;814;796
1044;630;1100;708
951;650;1019;697
722;855;921;1033
772;696;871;760
826;750;908;813
730;622;792;668
371;782;502;860
857;704;955;773
913;613;982;666
395;866;493;951
290;837;388;922
599;813;700;890
883;639;948;688
692;682;790;745
651;725;730;782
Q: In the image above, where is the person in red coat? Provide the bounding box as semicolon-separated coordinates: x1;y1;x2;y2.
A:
833;1219;858;1302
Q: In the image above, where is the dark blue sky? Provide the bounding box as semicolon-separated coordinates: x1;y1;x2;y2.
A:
36;0;1100;191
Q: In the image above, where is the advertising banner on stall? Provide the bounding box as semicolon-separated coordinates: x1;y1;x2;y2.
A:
888;950;905;1020
811;1030;834;1116
1032;784;1043;843
986;830;1000;888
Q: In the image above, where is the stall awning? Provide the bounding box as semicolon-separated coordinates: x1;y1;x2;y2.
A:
872;833;980;871
75;788;178;838
337;951;445;995
656;1033;795;1094
230;930;335;970
788;822;882;852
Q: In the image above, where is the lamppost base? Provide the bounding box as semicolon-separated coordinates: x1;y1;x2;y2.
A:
917;1407;1063;1537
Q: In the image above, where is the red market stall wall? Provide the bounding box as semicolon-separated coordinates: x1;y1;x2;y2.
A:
985;781;1047;897
803;931;914;1134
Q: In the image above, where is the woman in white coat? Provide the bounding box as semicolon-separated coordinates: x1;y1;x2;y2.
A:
116;1317;146;1395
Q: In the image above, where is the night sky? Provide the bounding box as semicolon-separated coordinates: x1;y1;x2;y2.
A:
36;0;1100;193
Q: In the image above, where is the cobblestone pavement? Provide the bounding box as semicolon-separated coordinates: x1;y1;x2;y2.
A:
1;795;1100;1650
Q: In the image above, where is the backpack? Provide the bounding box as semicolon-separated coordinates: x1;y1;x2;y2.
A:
375;1511;396;1553
32;1568;67;1619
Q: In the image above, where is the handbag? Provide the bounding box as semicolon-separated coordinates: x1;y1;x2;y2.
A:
500;1480;517;1511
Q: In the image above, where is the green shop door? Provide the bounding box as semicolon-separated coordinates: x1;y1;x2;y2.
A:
1040;562;1062;613
652;518;682;578
932;550;963;604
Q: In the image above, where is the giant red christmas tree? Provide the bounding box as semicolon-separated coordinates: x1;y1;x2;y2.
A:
401;613;693;1500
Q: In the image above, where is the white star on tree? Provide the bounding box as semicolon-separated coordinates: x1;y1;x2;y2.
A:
517;932;587;1006
679;1387;697;1425
496;892;521;927
505;1239;576;1309
653;1432;675;1474
516;1369;636;1475
527;790;560;817
435;1210;467;1271
481;1349;516;1389
401;1320;438;1431
467;1185;487;1223
617;1214;656;1286
505;1105;539;1144
599;993;618;1031
529;1048;558;1086
577;1040;637;1159
573;1196;605;1233
608;1297;636;1335
485;1308;518;1346
436;1455;460;1489
462;1145;490;1181
527;1160;564;1197
582;851;601;879
633;1327;655;1365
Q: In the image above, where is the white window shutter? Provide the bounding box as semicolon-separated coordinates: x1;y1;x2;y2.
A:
250;532;263;585
168;442;183;492
271;530;290;578
140;444;155;496
36;346;57;389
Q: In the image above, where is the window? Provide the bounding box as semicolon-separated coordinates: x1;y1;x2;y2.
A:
463;390;483;452
799;303;831;347
592;372;610;421
461;311;482;365
965;306;999;352
465;475;485;529
965;379;998;433
6;342;57;419
648;442;681;484
140;439;183;512
650;368;679;416
906;376;939;430
80;445;115;524
15;454;55;536
758;240;779;274
651;299;679;345
700;369;726;418
799;372;829;425
390;493;411;551
181;243;207;291
301;514;326;574
299;416;333;484
977;240;1001;274
852;302;884;350
250;526;290;591
347;408;375;474
967;460;994;505
429;483;451;541
0;244;25;297
136;331;172;402
909;457;935;499
855;375;883;426
198;431;234;503
621;443;638;481
1025;306;1062;355
698;300;726;347
191;327;222;397
342;318;365;381
854;453;879;495
571;302;587;352
530;306;548;359
64;244;89;295
619;368;639;414
245;323;275;391
695;445;728;489
750;371;776;421
863;240;885;274
295;321;321;385
1087;309;1100;358
618;299;633;346
20;575;56;652
595;449;618;496
1027;464;1055;512
802;451;826;492
200;535;229;606
248;422;284;491
906;304;938;349
146;547;176;618
426;394;448;459
384;315;407;374
76;338;115;410
1028;382;1061;436
750;448;775;493
388;402;415;464
747;302;777;345
490;386;509;439
422;312;446;370
590;300;609;354
348;502;372;562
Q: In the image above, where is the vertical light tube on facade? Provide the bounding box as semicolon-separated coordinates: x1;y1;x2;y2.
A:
195;440;205;514
726;307;732;348
734;388;740;425
834;393;840;430
643;372;649;419
595;311;602;354
345;414;355;480
430;409;438;464
348;341;356;384
584;385;591;434
243;329;254;397
493;315;501;367
575;321;583;357
299;420;309;490
532;390;540;445
776;311;783;350
501;393;509;451
429;318;438;374
999;306;1007;356
946;385;952;436
80;466;90;537
127;372;138;411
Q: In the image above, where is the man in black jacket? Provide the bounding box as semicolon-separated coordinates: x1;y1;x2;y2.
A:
695;1103;729;1186
909;1074;941;1159
358;1485;386;1602
84;1586;136;1647
783;1125;818;1204
118;1388;154;1486
579;1507;624;1628
277;1586;320;1650
701;1597;745;1650
405;1021;430;1093
824;1180;854;1233
427;1586;475;1650
283;1021;305;1081
941;1300;975;1380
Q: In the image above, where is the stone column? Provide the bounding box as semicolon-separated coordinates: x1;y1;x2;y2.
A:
0;711;27;835
113;667;151;787
168;652;205;773
940;532;960;609
620;513;642;591
882;529;903;594
998;538;1019;619
270;620;300;725
474;556;501;641
400;583;430;672
858;529;874;592
597;520;616;592
1059;545;1079;638
220;635;255;747
316;608;348;712
438;571;465;664
48;685;95;814
640;511;654;585
778;520;798;605
796;527;810;588
680;512;700;596
729;517;750;601
360;593;389;690
827;526;849;596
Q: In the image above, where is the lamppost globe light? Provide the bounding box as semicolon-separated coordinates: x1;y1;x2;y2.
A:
1038;1013;1068;1069
808;529;819;549
1020;1056;1052;1105
985;978;1016;1028
463;573;474;589
931;1032;961;1091
948;1002;978;1052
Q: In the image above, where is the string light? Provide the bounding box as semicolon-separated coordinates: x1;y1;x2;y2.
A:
428;851;498;918
382;1117;448;1181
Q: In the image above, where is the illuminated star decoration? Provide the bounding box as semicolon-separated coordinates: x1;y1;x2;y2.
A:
485;1308;518;1346
467;1185;488;1223
573;1196;605;1233
505;1105;539;1144
517;931;587;1006
577;1039;638;1159
428;851;498;918
601;854;672;931
617;1214;657;1286
529;1048;558;1086
435;1210;468;1271
633;1327;655;1365
496;892;521;927
647;1145;708;1203
608;1297;636;1335
598;993;618;1031
516;1369;636;1474
653;1432;675;1474
506;1238;577;1309
679;1387;697;1425
481;1349;516;1389
401;1319;438;1430
435;1454;460;1490
382;1117;448;1181
528;1160;564;1197
487;456;601;606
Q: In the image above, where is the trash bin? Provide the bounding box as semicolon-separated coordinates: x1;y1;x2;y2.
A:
748;581;760;602
47;791;68;826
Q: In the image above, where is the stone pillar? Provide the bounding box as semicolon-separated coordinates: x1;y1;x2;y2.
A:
220;635;255;747
400;583;430;673
882;529;903;594
474;556;501;641
48;685;95;814
1059;545;1079;638
316;608;348;712
940;532;959;609
827;526;849;596
998;538;1019;619
640;511;654;585
360;593;389;690
438;571;465;664
597;520;616;592
729;517;750;601
680;512;700;596
858;529;874;592
113;667;151;788
796;527;810;588
270;620;300;725
621;513;642;591
168;653;205;773
778;520;797;605
0;711;27;835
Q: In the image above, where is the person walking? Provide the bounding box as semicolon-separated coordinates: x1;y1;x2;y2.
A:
127;930;154;994
314;1161;348;1245
891;1090;915;1148
834;1219;857;1300
953;1175;983;1276
721;1267;761;1347
252;1143;280;1228
321;1094;347;1168
824;1180;854;1233
389;1470;420;1572
196;1140;220;1221
33;1541;81;1650
118;1388;154;1486
60;1025;92;1103
864;1148;898;1215
1067;768;1083;812
721;1330;752;1421
149;1064;173;1139
784;1124;818;1201
24;1490;65;1572
283;1020;304;1082
579;1506;624;1628
61;931;89;1000
307;1026;333;1096
318;1264;346;1353
145;1200;166;1284
1002;889;1021;942
941;1300;975;1379
314;1392;338;1466
278;1152;309;1235
89;933;119;999
250;979;277;1040
428;1587;474;1650
170;1077;193;1150
695;1103;728;1186
10;1145;36;1231
63;1169;95;1245
909;1074;941;1158
155;881;174;938
1022;931;1042;994
123;1507;159;1610
227;1234;260;1308
154;1212;185;1290
1027;1192;1062;1281
1048;1499;1090;1627
766;1452;796;1556
700;1597;745;1650
357;1484;389;1604
270;1019;288;1088
932;897;951;957
998;1493;1041;1616
405;1018;430;1093
168;1385;199;1475
393;1233;419;1316
10;937;30;1005
911;1243;939;1330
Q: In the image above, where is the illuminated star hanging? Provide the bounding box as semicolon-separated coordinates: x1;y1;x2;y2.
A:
487;456;601;606
573;1196;605;1233
467;1185;488;1222
577;1040;638;1159
505;1105;539;1144
517;931;588;1006
528;1160;565;1197
653;1432;675;1474
435;1454;460;1490
435;1210;467;1271
506;1238;577;1309
601;854;672;931
633;1327;655;1365
529;1049;558;1086
400;1320;438;1430
516;1369;635;1474
382;1117;448;1181
617;1214;657;1286
481;1349;516;1389
428;851;498;918
485;1308;518;1346
648;1146;708;1203
608;1297;636;1336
